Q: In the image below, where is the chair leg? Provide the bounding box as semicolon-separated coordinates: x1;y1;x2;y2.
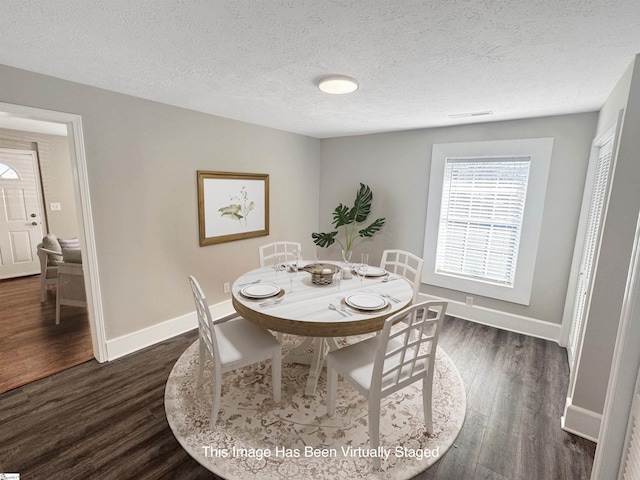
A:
272;351;281;403
210;370;222;427
327;364;337;417
196;339;205;389
423;375;433;434
40;279;47;302
55;295;61;325
370;396;381;469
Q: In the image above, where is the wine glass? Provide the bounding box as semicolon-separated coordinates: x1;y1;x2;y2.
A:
333;267;342;291
287;250;299;292
358;253;369;283
272;254;282;279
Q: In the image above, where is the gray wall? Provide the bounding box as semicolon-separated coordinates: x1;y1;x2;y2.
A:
0;64;320;340
0;128;78;238
572;56;640;414
319;113;597;325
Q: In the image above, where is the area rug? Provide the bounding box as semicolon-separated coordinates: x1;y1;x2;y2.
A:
165;334;466;480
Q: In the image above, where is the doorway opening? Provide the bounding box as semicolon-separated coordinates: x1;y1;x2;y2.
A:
0;102;106;393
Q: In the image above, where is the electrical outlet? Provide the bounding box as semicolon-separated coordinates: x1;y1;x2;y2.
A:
223;282;230;294
50;202;61;211
465;295;474;306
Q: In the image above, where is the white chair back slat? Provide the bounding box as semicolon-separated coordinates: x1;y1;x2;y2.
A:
380;250;424;302
188;276;221;366
259;241;302;267
373;301;447;395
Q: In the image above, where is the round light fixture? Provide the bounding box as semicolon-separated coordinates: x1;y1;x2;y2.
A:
317;75;359;94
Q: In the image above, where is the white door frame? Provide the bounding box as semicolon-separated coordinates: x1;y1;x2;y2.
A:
0;101;107;362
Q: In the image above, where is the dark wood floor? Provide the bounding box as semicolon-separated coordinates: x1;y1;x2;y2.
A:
0;275;94;394
0;317;595;479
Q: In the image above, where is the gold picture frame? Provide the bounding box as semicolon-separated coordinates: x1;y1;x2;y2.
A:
197;171;269;246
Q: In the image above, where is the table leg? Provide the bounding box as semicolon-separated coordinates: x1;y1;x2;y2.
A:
326;337;339;351
283;336;341;396
305;338;327;396
283;336;315;364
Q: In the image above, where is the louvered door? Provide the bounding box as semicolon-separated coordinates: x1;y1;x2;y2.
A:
567;137;614;369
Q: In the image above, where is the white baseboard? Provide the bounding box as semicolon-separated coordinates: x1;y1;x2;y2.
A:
105;299;235;361
418;293;562;342
561;397;602;442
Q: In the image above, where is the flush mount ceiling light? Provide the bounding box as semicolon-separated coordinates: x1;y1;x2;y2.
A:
317;75;359;94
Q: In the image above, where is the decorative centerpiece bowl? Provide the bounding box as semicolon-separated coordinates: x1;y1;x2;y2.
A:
301;263;340;285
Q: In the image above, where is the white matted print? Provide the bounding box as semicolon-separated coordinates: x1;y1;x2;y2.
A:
197;171;269;246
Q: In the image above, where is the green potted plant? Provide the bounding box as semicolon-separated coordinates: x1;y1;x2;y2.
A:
312;183;385;264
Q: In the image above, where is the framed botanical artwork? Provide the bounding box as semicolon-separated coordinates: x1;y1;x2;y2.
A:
197;171;269;246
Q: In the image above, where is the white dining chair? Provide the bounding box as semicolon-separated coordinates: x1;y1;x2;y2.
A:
326;300;447;469
259;241;301;267
380;249;424;303
188;275;282;426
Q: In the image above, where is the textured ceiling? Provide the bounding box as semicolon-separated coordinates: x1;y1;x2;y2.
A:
1;1;640;138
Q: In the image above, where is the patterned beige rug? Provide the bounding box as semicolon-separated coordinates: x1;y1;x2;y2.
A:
165;334;466;479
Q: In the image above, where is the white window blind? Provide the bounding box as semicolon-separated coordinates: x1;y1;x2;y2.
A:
435;156;531;286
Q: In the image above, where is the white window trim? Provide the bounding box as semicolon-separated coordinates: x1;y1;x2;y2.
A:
422;138;553;305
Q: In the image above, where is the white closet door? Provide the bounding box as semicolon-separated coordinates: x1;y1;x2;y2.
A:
567;137;614;369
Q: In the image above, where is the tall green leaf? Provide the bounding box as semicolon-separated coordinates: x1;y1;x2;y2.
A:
312;231;339;248
351;183;373;223
359;218;386;237
331;204;352;228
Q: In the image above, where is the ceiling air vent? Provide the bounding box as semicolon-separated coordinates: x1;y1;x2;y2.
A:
448;110;494;119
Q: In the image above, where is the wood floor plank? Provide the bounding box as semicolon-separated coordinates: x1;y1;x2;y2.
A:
0;275;94;394
430;408;489;480
476;381;523;479
0;316;594;479
473;464;510;480
465;335;508;417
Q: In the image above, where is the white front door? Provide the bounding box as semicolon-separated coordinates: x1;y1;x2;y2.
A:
0;148;45;279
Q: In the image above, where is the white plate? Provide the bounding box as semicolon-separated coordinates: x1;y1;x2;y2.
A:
241;283;281;298
345;293;388;311
365;267;387;277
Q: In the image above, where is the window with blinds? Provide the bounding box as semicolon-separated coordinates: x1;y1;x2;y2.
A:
423;138;553;305
435;157;531;286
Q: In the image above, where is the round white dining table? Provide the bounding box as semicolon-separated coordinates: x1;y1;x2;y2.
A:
231;262;414;395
